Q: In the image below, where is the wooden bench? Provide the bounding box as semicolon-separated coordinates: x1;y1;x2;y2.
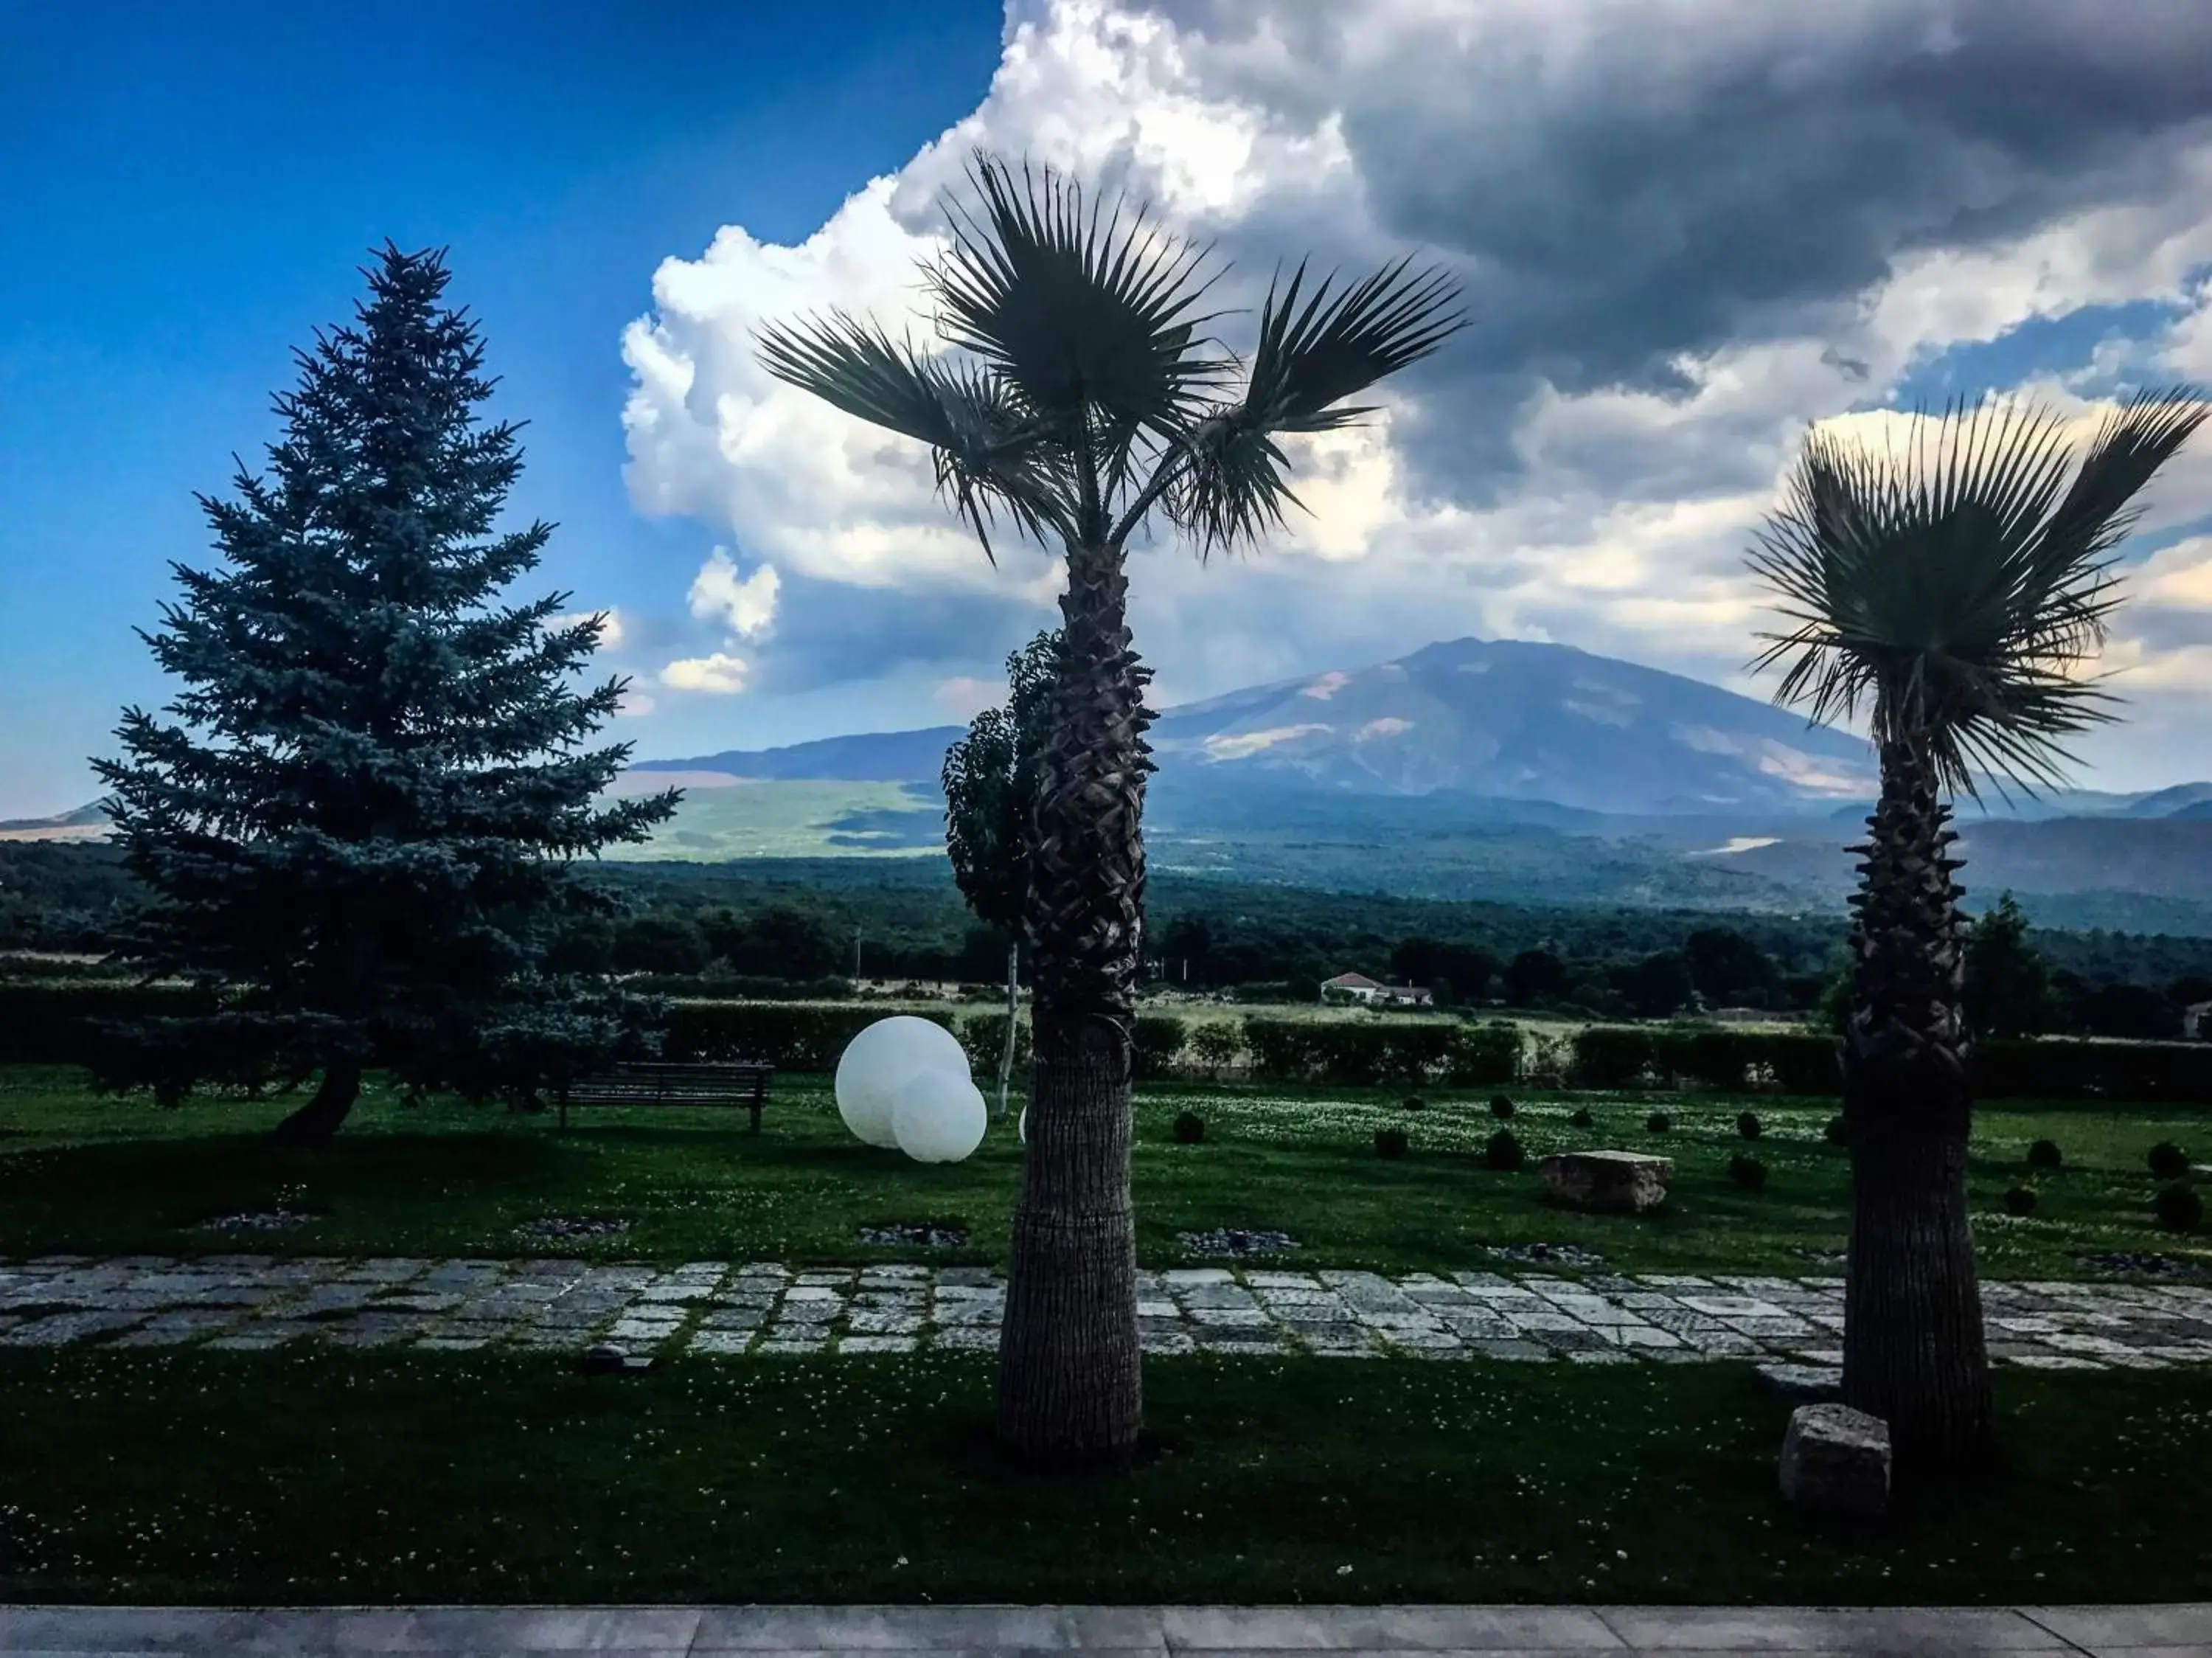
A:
557;1061;773;1132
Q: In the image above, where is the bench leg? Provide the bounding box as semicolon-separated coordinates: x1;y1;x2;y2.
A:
749;1098;762;1135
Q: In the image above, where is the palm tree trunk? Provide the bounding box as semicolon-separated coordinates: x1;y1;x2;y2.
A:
1839;737;1994;1476
997;943;1020;1119
996;538;1152;1471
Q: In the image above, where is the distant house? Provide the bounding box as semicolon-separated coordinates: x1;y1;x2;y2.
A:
1321;971;1434;1008
2186;1000;2211;1041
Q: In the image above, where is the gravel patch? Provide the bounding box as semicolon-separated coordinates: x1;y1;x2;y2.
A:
1178;1228;1300;1257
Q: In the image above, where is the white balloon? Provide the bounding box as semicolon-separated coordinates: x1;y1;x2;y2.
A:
893;1067;990;1164
835;1016;968;1148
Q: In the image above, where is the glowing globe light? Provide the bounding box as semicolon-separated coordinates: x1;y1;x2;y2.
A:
834;1016;968;1149
892;1067;990;1165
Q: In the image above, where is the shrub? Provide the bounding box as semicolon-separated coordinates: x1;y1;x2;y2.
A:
1489;1094;1516;1119
1645;1111;1672;1134
1568;1106;1594;1129
1484;1128;1525;1171
1130;1014;1189;1081
2154;1182;2203;1233
1172;1110;1206;1145
2003;1184;2039;1217
1728;1154;1767;1191
1824;1114;1849;1147
1404;1095;1426;1112
2148;1141;2191;1181
1736;1110;1763;1140
2028;1138;2062;1170
1374;1126;1409;1160
664;1001;955;1071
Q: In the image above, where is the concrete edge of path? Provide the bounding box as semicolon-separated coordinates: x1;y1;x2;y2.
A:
1;1603;2209;1655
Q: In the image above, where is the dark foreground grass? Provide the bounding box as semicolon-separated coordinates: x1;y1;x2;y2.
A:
1;1064;2205;1275
1;1351;2207;1605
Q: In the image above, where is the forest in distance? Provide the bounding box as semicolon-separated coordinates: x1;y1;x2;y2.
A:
8;839;2210;1042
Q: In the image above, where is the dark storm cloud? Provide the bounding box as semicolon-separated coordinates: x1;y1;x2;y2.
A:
1146;0;2212;495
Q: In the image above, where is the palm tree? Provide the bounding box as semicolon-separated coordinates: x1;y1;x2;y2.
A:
1747;389;2205;1474
758;153;1462;1468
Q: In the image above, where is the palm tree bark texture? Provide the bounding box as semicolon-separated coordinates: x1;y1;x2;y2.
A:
998;541;1155;1468
1839;738;1992;1471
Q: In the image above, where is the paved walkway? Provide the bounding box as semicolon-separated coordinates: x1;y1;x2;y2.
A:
1;1603;2207;1655
4;1255;2210;1373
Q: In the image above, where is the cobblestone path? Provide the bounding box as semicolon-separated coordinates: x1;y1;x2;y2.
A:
4;1255;2210;1369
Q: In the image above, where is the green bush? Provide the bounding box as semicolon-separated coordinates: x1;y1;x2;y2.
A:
2028;1138;2063;1170
953;1010;1031;1078
1824;1114;1849;1147
1131;1015;1189;1081
2148;1141;2191;1181
1736;1111;1762;1140
0;980;220;1064
1374;1126;1409;1159
1172;1110;1206;1145
2154;1183;2203;1233
2004;1185;2039;1216
1728;1154;1767;1191
1239;1018;1515;1087
1484;1128;1525;1171
664;1002;957;1072
1489;1094;1516;1119
1568;1106;1594;1129
1403;1095;1425;1112
1645;1111;1672;1134
1568;1020;2212;1103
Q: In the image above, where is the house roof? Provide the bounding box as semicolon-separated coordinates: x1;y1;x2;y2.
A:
1323;971;1382;990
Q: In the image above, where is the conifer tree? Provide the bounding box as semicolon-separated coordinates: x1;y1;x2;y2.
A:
94;244;678;1145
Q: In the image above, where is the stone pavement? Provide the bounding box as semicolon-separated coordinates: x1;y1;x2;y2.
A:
1;1603;2208;1655
4;1255;2211;1371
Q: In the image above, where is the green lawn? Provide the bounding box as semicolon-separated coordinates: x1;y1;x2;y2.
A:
1;1350;2207;1606
2;1064;2203;1276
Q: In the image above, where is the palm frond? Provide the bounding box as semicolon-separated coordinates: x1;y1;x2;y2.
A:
928;153;1234;443
1747;388;2207;797
754;310;1071;557
1162;257;1465;558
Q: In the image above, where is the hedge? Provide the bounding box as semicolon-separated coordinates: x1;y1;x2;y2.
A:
1241;1017;1520;1086
1569;1022;2212;1103
0;981;220;1064
662;1001;962;1072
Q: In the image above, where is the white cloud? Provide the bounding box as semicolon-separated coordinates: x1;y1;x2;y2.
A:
619;0;2212;789
552;608;625;649
660;652;752;695
933;675;1001;718
687;549;782;639
616;683;656;717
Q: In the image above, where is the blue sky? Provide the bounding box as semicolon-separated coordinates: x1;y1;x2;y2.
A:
0;0;1004;816
6;1;2212;819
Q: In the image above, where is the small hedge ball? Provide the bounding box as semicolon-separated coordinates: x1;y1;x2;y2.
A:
1736;1110;1763;1140
1403;1095;1426;1112
2004;1184;2039;1217
1489;1094;1517;1120
1824;1114;1849;1147
2028;1138;2063;1170
2154;1182;2204;1234
2148;1140;2191;1181
1485;1128;1526;1171
1728;1154;1767;1192
1172;1110;1206;1145
1374;1126;1410;1160
1569;1106;1594;1129
1646;1110;1672;1134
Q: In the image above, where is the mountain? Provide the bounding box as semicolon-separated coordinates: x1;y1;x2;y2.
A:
635;636;1881;816
1145;637;1877;813
0;801;110;843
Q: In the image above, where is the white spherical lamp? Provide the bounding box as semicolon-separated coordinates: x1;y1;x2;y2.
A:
892;1067;990;1165
834;1016;968;1148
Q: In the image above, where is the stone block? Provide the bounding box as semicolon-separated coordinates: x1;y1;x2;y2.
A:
1778;1402;1890;1518
1540;1149;1674;1213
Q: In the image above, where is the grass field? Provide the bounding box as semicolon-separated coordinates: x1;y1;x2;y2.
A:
2;1065;2202;1276
1;1350;2207;1606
